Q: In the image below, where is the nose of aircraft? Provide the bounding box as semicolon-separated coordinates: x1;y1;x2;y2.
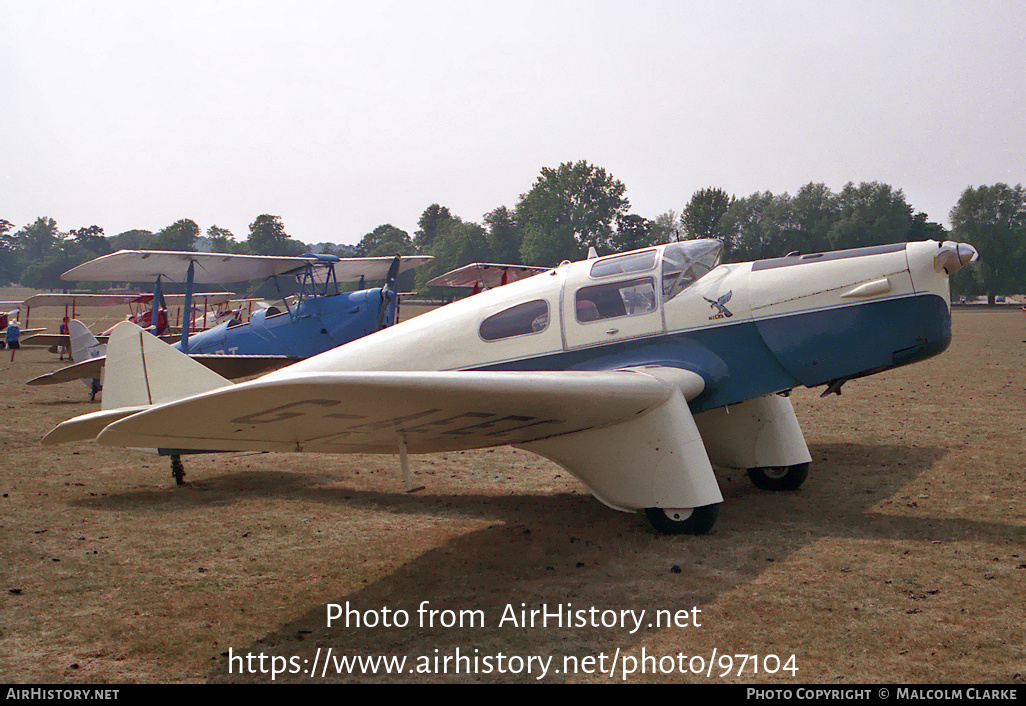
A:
934;241;979;274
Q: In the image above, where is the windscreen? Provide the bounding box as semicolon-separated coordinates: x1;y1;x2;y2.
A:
660;240;723;302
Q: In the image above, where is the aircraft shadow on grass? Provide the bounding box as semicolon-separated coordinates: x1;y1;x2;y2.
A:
66;442;1023;682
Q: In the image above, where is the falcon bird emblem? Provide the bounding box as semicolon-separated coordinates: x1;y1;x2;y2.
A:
703;291;733;318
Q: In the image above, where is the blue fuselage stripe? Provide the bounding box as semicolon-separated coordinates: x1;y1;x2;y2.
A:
474;293;951;414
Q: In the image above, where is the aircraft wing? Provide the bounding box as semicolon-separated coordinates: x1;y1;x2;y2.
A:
27;353;296;386
62;251;434;285
325;256;434;283
22;334;70;347
21;293;145;308
425;263;548;288
62;251;312;283
87;368;703;455
187;354;297;379
9;328;48;341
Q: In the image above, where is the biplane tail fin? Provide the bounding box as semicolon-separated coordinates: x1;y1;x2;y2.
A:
68;319;104;363
100;322;232;411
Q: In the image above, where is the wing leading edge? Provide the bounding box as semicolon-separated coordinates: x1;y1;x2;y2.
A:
89;367;698;454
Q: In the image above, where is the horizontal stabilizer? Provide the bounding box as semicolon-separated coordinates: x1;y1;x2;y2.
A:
27;358;105;385
42;406;149;445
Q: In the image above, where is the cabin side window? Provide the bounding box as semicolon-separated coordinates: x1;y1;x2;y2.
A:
575;277;657;322
479;300;550;341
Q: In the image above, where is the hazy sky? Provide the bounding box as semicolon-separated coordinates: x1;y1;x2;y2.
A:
1;1;1023;246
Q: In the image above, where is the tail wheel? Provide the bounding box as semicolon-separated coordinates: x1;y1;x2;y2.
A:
170;455;186;486
644;504;719;535
747;462;809;491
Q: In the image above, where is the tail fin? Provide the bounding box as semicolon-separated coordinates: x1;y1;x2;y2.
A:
68;319;104;363
101;322;231;410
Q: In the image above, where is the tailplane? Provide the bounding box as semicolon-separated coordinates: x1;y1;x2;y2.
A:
44;322;232;445
101;322;231;410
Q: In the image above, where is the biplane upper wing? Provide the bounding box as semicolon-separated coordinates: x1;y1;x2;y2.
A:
326;256;433;283
62;251;309;283
21;293;145;308
62;251;433;284
425;263;547;289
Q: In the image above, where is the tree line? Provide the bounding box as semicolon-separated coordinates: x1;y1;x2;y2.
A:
0;214;310;291
2;162;1022;302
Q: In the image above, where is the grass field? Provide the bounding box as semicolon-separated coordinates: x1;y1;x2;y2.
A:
1;302;1023;683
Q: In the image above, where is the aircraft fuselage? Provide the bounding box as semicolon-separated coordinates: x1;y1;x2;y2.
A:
270;240;955;410
176;287;391;359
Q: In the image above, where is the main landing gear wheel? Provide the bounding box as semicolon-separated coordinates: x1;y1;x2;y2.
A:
746;462;809;491
644;504;719;535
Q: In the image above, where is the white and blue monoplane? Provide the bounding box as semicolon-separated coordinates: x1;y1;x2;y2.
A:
44;239;977;534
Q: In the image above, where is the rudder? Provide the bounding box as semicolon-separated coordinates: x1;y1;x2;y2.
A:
102;322;231;410
68;319;104;364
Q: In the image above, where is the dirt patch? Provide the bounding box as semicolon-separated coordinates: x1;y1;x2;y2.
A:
1;307;1023;683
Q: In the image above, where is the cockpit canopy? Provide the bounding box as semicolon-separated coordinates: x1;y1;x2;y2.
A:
660;240;723;301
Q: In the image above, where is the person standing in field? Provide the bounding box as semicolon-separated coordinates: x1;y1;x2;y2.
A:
6;317;20;362
59;316;70;360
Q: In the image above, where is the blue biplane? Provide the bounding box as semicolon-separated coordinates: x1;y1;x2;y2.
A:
32;250;431;385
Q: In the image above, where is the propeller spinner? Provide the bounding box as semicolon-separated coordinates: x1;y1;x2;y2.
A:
935;241;978;274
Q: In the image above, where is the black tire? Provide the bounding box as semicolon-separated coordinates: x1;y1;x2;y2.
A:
644;504;719;535
746;462;809;491
171;455;186;486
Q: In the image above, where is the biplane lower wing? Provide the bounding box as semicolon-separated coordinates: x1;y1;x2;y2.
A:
22;334;72;348
8;328;47;342
27;353;294;386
